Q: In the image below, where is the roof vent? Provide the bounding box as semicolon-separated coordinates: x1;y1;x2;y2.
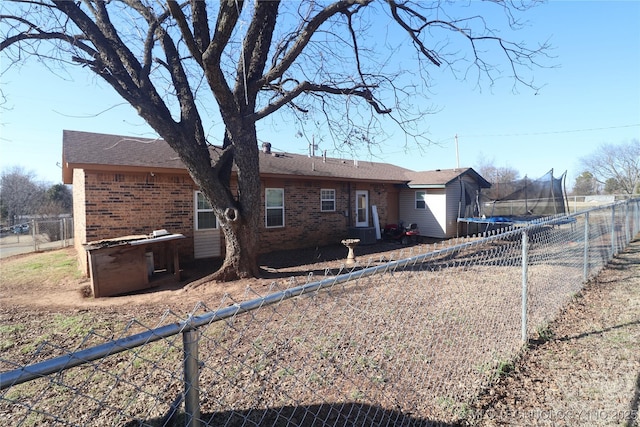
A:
262;142;272;154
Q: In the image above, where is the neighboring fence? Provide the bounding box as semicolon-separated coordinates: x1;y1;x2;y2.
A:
0;217;74;258
1;200;638;426
567;193;637;213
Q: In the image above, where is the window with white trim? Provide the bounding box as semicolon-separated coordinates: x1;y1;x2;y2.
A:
265;188;284;228
320;189;336;212
415;191;427;209
195;191;218;229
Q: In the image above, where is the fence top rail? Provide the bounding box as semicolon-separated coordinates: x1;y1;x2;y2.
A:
567;198;635;217
2;198;638;390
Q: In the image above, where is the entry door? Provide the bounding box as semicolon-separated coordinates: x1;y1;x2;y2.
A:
355;190;369;227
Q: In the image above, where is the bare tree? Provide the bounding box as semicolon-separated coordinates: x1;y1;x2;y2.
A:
580;140;640;195
477;159;521;200
0;0;549;281
0;166;46;225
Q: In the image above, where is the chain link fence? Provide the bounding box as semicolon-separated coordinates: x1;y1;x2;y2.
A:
566;193;636;213
0;217;74;258
1;200;638;426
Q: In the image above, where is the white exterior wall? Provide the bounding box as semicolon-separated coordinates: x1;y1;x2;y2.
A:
399;175;482;239
445;179;463;238
398;188;447;238
193;228;221;259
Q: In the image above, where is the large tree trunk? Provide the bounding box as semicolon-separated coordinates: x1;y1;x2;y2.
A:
214;215;261;281
184;123;262;286
210;124;262;281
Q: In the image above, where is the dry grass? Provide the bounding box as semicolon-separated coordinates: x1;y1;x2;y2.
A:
1;232;638;426
467;243;640;426
0;248;82;287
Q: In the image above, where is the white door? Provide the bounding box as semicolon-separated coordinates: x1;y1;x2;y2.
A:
355;190;369;227
194;191;221;259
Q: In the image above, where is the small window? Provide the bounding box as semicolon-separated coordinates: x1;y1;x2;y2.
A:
415;191;426;209
265;188;284;228
195;191;217;230
320;189;336;212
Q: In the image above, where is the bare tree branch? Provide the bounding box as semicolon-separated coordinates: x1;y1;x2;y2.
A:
0;0;552;280
235;0;280;108
201;0;242;122
387;0;442;66
260;0;371;86
166;0;203;66
253;80;390;121
581;140;640;195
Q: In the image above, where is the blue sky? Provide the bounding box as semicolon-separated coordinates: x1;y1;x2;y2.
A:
1;1;639;189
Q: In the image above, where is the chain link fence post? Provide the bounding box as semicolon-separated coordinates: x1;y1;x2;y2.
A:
625;200;630;245
521;230;529;344
3;200;640;425
636;200;640;236
583;211;590;282
32;219;37;252
611;204;617;256
183;328;201;427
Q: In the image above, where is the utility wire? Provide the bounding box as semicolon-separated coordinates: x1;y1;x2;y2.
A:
453;123;640;140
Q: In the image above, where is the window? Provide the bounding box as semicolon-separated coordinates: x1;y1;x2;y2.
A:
195;191;217;230
415;191;427;209
320;189;336;212
265;188;284;228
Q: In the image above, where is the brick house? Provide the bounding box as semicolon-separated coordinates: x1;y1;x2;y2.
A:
62;130;489;275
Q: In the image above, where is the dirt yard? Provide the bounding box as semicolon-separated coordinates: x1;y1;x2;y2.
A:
0;240;433;311
466;241;640;426
1;238;638;426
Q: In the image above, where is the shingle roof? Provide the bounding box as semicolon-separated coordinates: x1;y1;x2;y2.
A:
404;168;492;188
62;130;185;175
256;150;412;181
62;130;412;183
62;130;489;187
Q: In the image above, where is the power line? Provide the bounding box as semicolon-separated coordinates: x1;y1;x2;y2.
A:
456;123;640;139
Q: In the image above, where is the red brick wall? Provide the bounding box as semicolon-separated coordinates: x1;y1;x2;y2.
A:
75;170;196;275
74;170;391;274
257;178;390;253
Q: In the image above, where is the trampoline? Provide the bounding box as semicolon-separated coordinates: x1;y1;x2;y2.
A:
457;170;572;236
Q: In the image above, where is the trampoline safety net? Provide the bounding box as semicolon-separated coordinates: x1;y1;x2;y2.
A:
480;169;567;217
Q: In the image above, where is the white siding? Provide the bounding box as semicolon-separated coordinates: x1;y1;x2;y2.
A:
398;175;482;239
194;229;221;259
398;189;447;238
